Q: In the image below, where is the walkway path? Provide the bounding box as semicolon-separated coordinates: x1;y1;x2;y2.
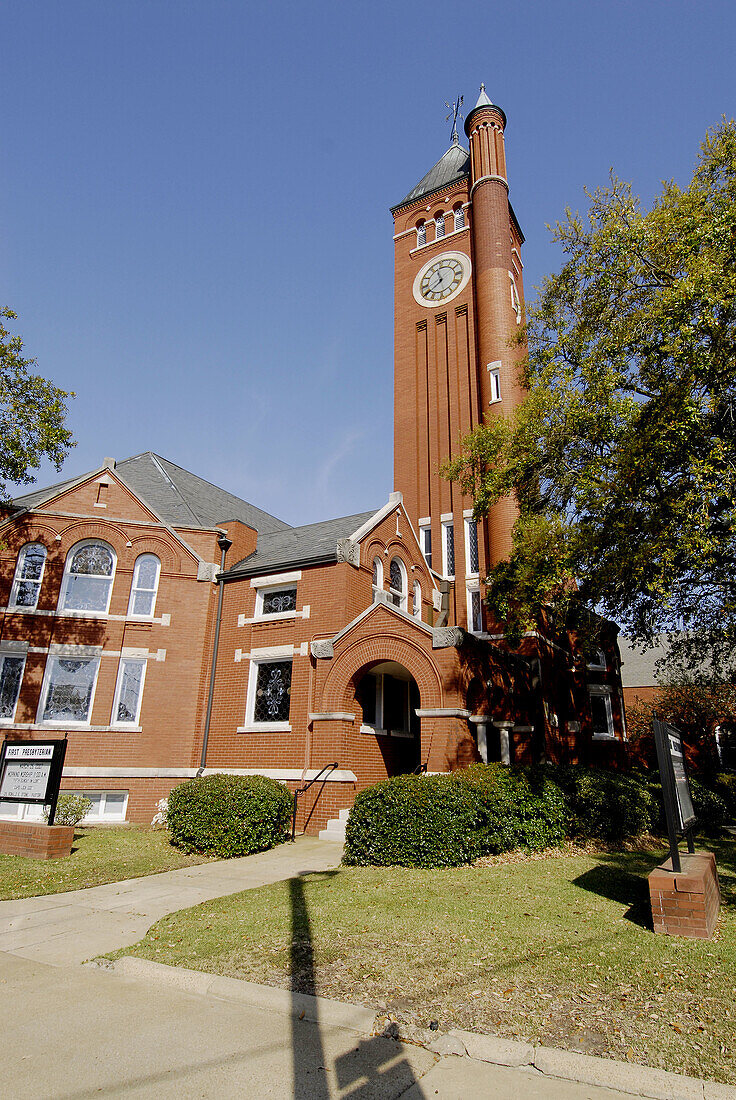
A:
0;835;344;965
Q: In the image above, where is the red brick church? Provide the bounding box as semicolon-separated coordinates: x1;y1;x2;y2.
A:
0;90;626;832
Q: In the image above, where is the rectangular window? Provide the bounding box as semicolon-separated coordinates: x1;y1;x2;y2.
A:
419;525;432;570
589;688;614;739
39;656;100;724
245;659;292;727
261;586;297;615
0;653;26;720
488;366;501;403
112;658;147;726
442;521;455;578
465;518;479;575
65;790;129;822
468;589;483;634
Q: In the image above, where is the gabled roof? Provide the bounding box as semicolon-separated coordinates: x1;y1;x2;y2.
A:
391;142;470;212
9;452;291;535
227;510;377;576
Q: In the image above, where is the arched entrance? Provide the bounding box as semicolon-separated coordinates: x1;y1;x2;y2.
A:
354;660;421;775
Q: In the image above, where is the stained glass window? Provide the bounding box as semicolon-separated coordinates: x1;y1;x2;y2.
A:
388;557;407;609
253;661;291;723
9;543;46;609
469;589;483;634
113;658;146;724
454;206;465;230
0;655;25;718
443;522;455;578
416;221;426;246
435;214;445;239
419;526;432;569
41;657;99;722
128;555;160;618
262;587;297;615
372;557;383;601
60;542;115;613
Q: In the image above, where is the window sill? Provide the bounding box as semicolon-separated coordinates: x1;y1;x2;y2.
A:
237;723;291;734
360;724;387;736
592;732;617;741
2;721;142;733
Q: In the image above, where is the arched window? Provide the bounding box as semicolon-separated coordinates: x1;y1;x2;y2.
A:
371;557;384;602
413;580;422;618
9;543;47;610
388;557;407;611
416;221;426;246
435;213;445;239
59;541;116;614
128;554;161;618
454;206;465;230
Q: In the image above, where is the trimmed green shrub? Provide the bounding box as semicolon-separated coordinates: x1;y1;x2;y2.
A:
343;774;483;868
459;763;568;854
545;766;658;842
44;793;91;827
167;773;292;857
688;777;728;831
710;772;736;817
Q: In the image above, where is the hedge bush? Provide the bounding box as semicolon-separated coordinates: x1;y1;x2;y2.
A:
546;765;658;842
460;763;568;854
710;772;736;817
167;773;292;857
343;774;486;868
44;793;91;827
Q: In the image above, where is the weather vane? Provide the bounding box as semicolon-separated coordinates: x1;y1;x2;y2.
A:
445;95;464;145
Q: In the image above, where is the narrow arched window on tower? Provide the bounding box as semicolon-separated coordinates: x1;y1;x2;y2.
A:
435;214;445;239
388;557;407;611
416;221;426;247
372;557;384;602
454;206;465;231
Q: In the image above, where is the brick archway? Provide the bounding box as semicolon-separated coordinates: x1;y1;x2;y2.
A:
320;631;444;714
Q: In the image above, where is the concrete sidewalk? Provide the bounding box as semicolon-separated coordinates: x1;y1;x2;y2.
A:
0;835;343;964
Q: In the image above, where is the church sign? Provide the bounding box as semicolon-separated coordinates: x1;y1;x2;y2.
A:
0;740;67;825
652;718;696;872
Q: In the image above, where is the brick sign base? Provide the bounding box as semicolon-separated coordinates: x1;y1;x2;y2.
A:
648;851;720;939
0;820;75;860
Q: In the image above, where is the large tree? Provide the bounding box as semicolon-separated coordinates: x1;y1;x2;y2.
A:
0;308;74;498
445;120;736;675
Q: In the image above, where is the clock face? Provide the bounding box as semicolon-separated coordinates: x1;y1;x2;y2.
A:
413;251;471;307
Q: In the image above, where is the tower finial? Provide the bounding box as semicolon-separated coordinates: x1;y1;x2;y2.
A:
444;95;464;145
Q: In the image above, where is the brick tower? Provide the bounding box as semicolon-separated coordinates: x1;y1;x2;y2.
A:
391;86;526;629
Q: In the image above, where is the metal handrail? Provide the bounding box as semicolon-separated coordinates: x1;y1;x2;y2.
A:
291;762;339;841
413;762;428;774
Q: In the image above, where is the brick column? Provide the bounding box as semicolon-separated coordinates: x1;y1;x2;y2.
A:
648;851;721;938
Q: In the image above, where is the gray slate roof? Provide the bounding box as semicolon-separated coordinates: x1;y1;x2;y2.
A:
228;510;377;576
11;452;291;535
392;142;470;212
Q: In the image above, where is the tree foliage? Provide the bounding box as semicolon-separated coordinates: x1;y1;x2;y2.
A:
0;308;74;499
445;120;736;672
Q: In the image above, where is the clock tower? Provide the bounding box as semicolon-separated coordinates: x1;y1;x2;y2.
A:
391;86;526;630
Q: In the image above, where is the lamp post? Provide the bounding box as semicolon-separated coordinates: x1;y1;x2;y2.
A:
199;531;232;773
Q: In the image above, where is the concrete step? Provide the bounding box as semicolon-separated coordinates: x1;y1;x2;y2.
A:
318;807;350;842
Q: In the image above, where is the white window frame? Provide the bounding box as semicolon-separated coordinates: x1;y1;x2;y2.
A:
589;685;615;740
37;651;102;726
435;213;445;239
66;790;129;822
371;556;384;602
419;525;432;570
59;539;116;615
254;583;299;621
464;518;480;577
488;364;502;404
413;580;422;619
9;542;47;611
586;648;607;671
388;556;408;612
359;673;413;738
244;656;292;732
111;657;147;727
467;586;483;635
0;645;27;723
127;554;161;620
441;520;455;579
416;221;426;246
453;206;465;230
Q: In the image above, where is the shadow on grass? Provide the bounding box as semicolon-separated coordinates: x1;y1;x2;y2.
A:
288;870;422;1100
573;833;736;925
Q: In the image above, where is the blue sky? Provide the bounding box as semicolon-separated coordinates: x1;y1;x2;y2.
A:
1;1;734;526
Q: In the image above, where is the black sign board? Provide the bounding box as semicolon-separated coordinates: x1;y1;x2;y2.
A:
653;718;696;873
0;740;68;825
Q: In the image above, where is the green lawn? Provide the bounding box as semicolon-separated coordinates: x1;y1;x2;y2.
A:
0;827;213;899
114;836;735;1086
